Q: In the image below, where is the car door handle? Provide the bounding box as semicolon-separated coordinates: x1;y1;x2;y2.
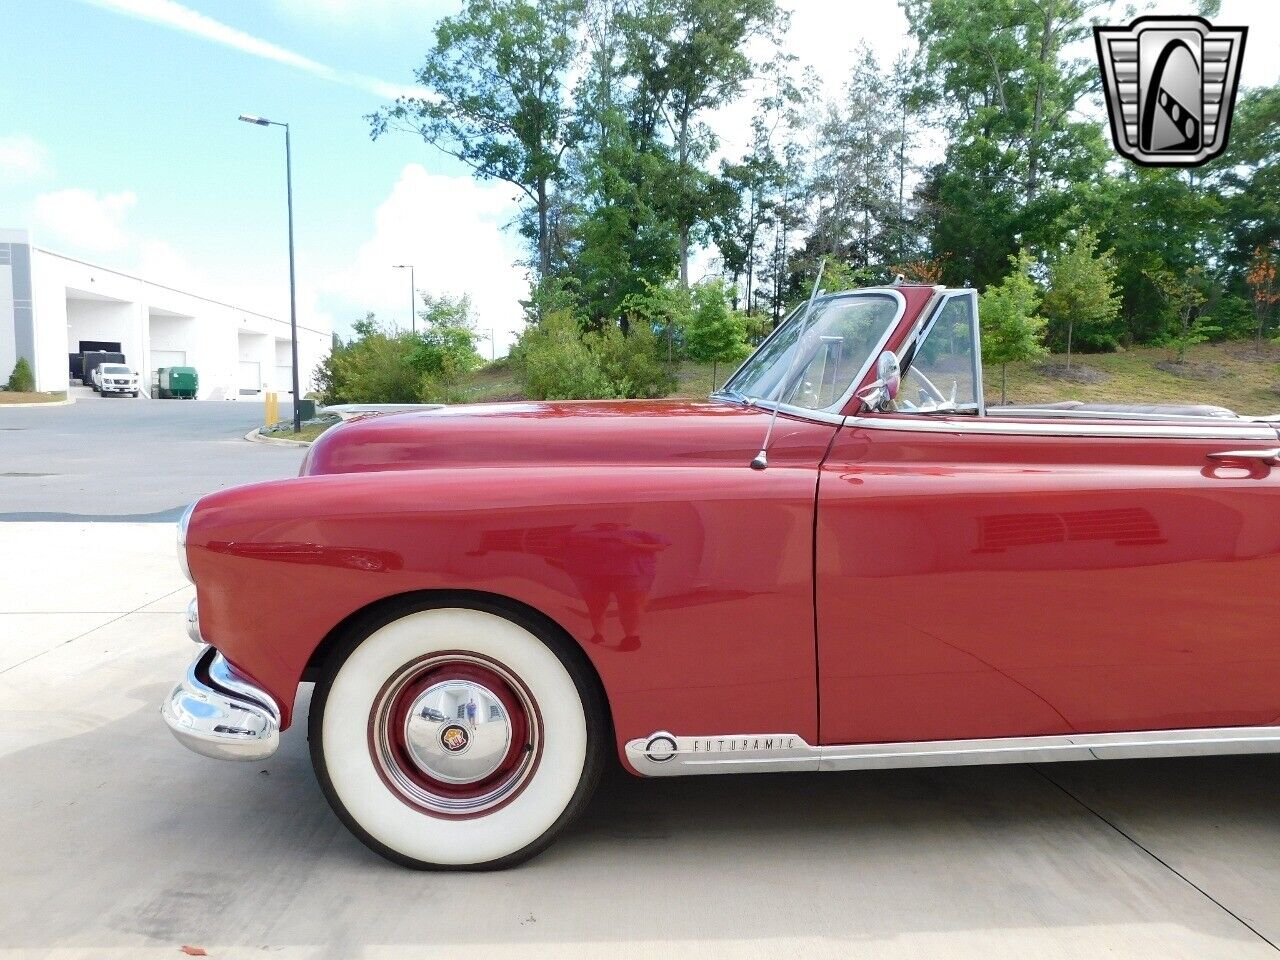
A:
1207;448;1280;465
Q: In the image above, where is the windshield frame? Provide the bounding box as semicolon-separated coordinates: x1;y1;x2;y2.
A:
714;288;907;422
100;364;132;374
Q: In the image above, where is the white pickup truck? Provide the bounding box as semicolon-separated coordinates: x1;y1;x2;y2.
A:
92;363;140;397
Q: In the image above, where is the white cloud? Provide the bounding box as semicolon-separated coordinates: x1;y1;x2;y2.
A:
78;0;413;100
0;135;50;180
322;164;528;355
32;188;138;252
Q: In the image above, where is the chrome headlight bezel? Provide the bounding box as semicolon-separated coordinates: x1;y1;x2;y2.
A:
177;500;197;583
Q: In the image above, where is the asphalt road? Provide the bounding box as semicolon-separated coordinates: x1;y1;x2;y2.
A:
0;391;303;520
1;523;1279;959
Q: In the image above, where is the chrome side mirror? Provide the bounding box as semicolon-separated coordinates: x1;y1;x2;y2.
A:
877;350;901;402
856;350;901;411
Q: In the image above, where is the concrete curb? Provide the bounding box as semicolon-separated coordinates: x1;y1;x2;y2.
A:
244;427;312;447
322;402;445;421
0;394;76;408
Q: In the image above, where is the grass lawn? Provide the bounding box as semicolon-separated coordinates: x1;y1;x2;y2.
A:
260;418;341;443
985;341;1280;416
0;391;67;405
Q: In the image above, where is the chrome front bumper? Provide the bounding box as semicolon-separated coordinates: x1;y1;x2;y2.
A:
161;645;281;761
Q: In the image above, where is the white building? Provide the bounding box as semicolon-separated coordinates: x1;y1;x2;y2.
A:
0;228;330;399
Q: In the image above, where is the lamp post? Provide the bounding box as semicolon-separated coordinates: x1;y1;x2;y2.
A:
393;264;416;334
239;114;301;433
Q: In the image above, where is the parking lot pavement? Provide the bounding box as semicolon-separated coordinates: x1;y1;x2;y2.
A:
2;523;1279;960
0;397;303;521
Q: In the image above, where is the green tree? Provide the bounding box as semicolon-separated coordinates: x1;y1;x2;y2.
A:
684;279;749;388
905;0;1110;288
808;45;900;269
979;249;1046;403
621;279;691;362
1040;227;1121;367
620;0;777;286
6;357;35;392
370;0;584;279
712;51;808;314
412;293;485;398
1147;266;1214;363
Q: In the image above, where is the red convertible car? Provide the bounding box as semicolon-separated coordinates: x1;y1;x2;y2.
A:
163;282;1280;870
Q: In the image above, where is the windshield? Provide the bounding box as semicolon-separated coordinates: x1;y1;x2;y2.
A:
721;292;901;411
101;365;131;374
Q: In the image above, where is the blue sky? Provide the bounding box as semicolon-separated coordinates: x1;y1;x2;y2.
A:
2;0;531;348
3;1;1277;351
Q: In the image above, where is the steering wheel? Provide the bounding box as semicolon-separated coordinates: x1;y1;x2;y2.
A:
894;365;950;411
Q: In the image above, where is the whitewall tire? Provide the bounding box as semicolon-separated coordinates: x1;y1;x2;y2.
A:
309;597;607;869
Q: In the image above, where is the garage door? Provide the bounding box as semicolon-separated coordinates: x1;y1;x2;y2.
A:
151;350;186;369
238;360;262;394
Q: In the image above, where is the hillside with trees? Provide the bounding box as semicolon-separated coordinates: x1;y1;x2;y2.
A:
318;0;1280;408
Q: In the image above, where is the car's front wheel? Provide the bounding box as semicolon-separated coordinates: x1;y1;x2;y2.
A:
309;598;607;869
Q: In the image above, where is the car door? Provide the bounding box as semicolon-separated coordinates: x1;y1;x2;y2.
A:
816;291;1280;745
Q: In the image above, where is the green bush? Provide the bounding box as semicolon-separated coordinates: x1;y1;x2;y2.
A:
514;310;617;400
513;309;676;400
6;357;35;392
315;300;483;404
589;317;676;398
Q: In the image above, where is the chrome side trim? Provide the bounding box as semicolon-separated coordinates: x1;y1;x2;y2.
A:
626;726;1280;776
161;645;280;761
992;406;1238;422
734;400;847;426
845;414;1277;441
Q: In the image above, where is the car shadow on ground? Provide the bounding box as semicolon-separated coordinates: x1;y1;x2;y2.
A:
2;681;1277;956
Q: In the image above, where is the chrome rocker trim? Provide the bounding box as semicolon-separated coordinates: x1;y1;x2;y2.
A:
625;726;1280;777
162;645;281;761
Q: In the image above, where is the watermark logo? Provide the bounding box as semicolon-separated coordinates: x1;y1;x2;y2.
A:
1094;15;1247;167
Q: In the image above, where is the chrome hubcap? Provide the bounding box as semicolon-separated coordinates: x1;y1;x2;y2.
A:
369;653;541;817
404;680;512;784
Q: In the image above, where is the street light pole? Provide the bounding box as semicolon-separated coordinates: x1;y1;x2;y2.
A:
393;264;416;334
239;114;302;433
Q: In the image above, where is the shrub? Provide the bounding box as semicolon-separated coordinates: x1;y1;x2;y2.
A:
6;357;35;392
314;299;483;405
589;318;676;398
513;308;676;401
514;310;617;400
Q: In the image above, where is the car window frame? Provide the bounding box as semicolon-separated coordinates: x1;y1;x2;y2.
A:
895;289;985;417
716;288;908;424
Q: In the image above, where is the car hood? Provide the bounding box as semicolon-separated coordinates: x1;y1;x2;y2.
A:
302;399;837;475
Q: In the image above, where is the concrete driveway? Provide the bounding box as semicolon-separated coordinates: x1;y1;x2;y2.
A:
1;522;1278;959
0;396;303;520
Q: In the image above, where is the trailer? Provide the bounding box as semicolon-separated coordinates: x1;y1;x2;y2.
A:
81;351;125;387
